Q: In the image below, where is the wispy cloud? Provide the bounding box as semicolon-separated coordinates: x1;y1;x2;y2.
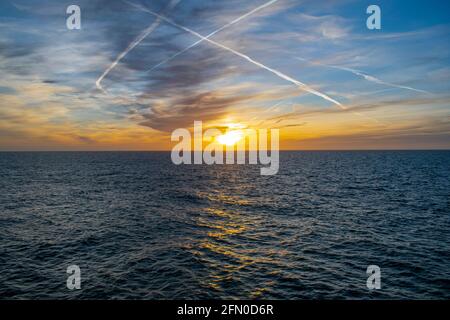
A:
296;57;431;94
145;0;279;72
96;0;181;94
126;0;345;109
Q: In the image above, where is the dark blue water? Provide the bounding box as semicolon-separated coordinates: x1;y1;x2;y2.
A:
0;151;449;299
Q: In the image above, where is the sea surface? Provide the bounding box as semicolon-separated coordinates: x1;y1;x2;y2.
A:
0;151;449;299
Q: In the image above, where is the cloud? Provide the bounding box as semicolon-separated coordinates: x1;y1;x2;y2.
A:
0;86;16;94
128;1;345;109
296;57;431;94
144;0;280;72
96;0;182;93
139;89;260;132
263;96;450;125
75;135;96;144
0;0;449;150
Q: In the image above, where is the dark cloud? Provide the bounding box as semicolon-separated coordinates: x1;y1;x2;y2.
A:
140;90;258;132
143;52;241;96
76;135;96;144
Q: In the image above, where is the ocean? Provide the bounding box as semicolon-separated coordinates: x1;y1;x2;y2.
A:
0;151;449;299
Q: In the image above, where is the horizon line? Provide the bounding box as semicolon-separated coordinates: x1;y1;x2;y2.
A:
0;149;449;152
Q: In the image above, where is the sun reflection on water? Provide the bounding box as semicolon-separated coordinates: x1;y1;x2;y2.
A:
186;192;278;297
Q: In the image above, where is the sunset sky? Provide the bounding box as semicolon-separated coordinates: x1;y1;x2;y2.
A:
0;0;449;150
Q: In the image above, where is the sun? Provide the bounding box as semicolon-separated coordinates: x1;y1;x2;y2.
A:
216;130;243;146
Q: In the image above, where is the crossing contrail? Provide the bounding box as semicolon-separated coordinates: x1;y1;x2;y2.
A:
125;0;345;109
296;57;430;94
145;0;279;73
96;0;181;94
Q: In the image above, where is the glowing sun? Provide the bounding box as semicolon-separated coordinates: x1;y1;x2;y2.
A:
216;130;243;146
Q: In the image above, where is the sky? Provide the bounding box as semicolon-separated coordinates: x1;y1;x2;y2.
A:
0;0;449;150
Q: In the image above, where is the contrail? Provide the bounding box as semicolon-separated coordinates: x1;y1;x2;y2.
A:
296;57;430;94
96;0;181;94
126;1;345;109
146;0;279;73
